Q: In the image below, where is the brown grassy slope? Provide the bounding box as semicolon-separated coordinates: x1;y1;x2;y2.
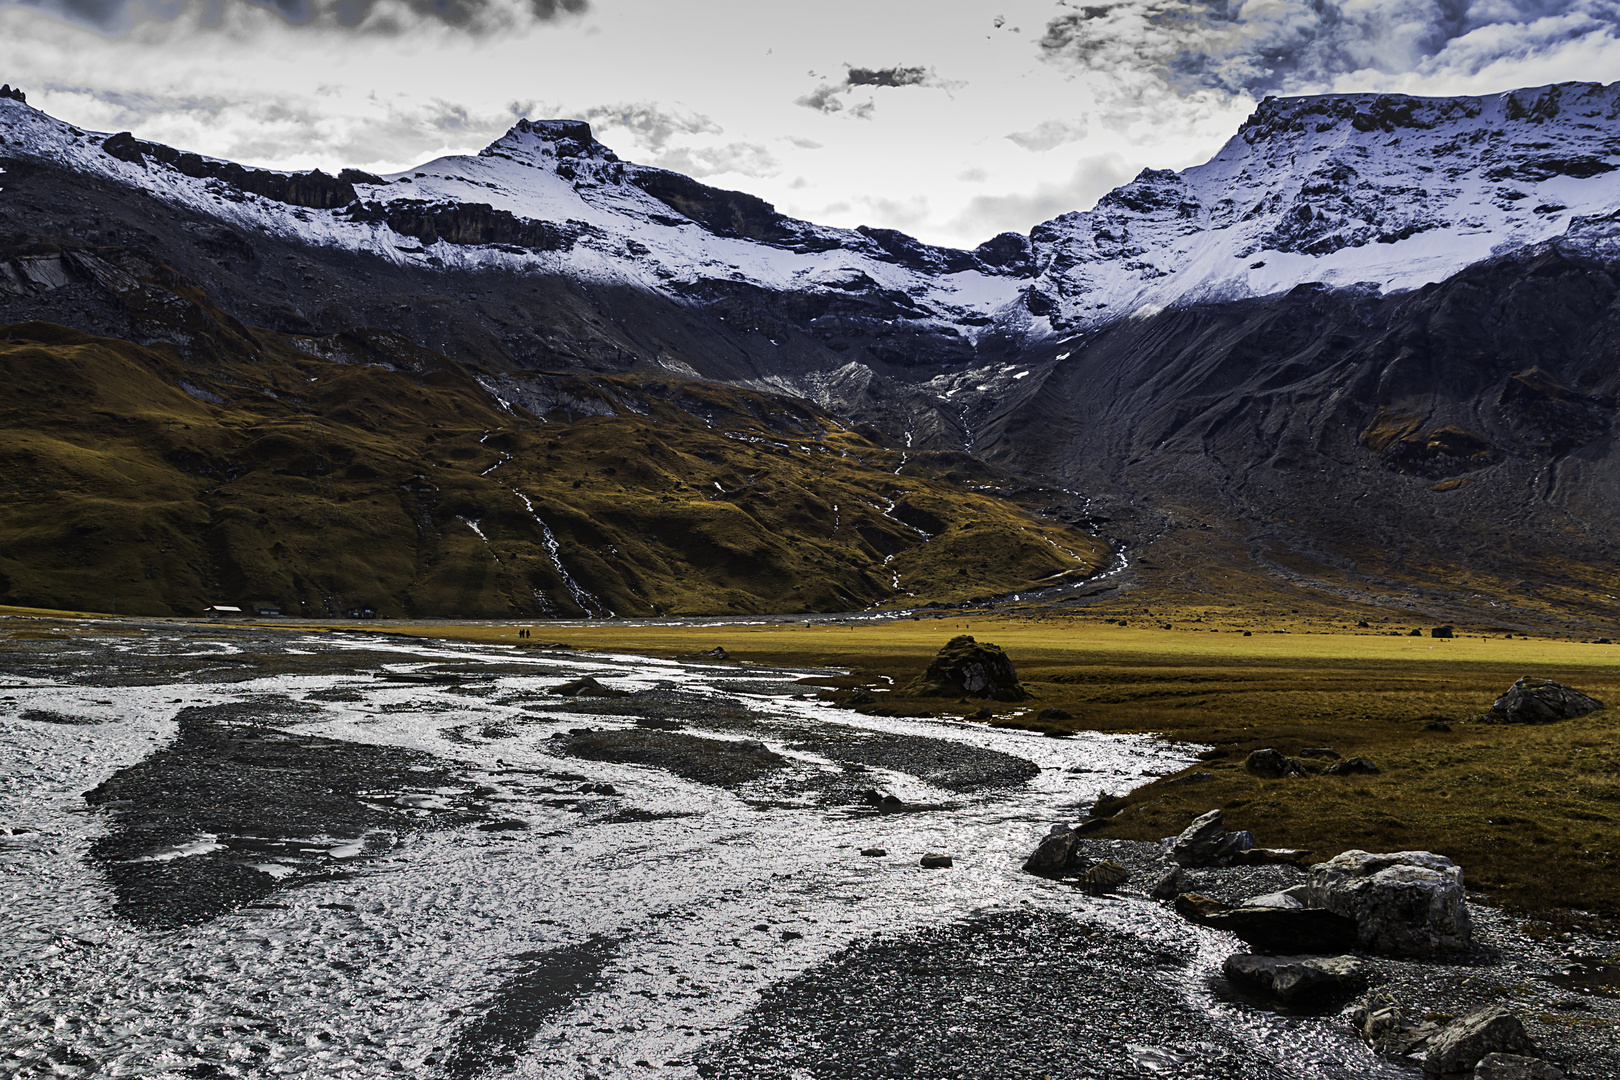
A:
330;615;1620;917
0;321;1103;617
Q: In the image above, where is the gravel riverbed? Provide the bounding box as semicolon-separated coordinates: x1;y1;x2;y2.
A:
1;619;1616;1079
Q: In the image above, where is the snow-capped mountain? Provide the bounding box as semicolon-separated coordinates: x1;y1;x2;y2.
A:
1021;81;1620;328
0;102;1031;344
7;80;1620;344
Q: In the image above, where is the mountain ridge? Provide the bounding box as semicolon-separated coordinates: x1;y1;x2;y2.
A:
3;81;1620;627
11;81;1620;341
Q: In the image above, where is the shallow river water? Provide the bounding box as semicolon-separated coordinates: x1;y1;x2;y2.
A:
0;622;1480;1079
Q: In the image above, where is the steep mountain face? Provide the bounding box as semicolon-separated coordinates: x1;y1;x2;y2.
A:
3;82;1619;621
1020;82;1620;329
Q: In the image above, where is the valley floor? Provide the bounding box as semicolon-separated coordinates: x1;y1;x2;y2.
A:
1;609;1617;1078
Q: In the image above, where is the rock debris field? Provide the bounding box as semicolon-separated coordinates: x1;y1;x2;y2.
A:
1;621;1617;1079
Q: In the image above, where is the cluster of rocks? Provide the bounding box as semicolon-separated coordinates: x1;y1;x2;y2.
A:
1021;823;1131;895
1159;806;1310;867
1023;809;1568;1078
0;84;24;103
1245;745;1380;778
1156;810;1471;958
1355;997;1563;1079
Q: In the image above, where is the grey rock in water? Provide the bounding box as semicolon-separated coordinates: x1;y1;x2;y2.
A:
1484;676;1603;724
1022;823;1082;878
1353;992;1444;1058
1223;953;1370;1007
1078;858;1128;895
1422;1006;1539;1077
1164;809;1256;867
921;853;954;868
1474;1053;1566;1080
1150;867;1185;900
549;676;629;698
1307;849;1471;956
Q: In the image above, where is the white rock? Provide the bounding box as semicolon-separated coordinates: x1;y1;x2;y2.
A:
1307;849;1470;956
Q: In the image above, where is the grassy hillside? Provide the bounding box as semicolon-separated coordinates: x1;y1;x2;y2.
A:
0;320;1103;618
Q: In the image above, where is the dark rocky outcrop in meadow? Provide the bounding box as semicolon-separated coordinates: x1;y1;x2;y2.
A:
1483;677;1604;724
906;635;1028;701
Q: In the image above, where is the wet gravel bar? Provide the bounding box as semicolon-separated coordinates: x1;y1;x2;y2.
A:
1;617;1616;1078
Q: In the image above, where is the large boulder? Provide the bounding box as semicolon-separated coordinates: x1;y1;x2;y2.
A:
1483;676;1603;724
1022;823;1082;877
1307;850;1471;956
1163;809;1255;867
550;676;630;698
907;635;1028;701
1199;905;1359;955
1422;1007;1538;1077
1223;954;1370;1008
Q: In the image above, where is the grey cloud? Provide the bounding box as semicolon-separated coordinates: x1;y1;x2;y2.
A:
795;63;947;117
574;103;777;178
847;65;929;87
1006;118;1089;151
1038;0;1620;98
947;154;1138;241
651;142;780;179
37;82;526;170
6;0;586;34
578;103;721;151
795;84;847;113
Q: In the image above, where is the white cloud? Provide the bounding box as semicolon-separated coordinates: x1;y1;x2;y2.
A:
1006;118;1088;151
946;154;1140;241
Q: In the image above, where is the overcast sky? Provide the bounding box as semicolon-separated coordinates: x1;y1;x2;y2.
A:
4;0;1620;247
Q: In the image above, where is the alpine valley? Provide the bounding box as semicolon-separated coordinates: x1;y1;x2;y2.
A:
4;79;1620;624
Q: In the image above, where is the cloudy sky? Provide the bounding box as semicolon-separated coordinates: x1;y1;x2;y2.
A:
4;0;1620;247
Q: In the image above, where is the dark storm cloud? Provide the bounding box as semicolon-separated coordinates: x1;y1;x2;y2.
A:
3;0;586;33
846;65;929;87
1038;0;1620;97
796;63;946;116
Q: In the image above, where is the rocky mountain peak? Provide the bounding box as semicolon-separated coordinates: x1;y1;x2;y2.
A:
1017;79;1620;330
483;118;620;165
